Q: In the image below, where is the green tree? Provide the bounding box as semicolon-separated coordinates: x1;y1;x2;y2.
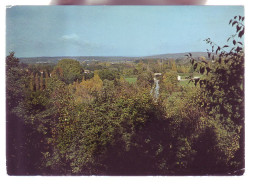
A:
40;72;44;90
6;52;45;175
44;70;49;88
6;51;19;71
137;71;154;88
98;69;120;81
171;59;177;72
161;71;178;94
35;73;40;91
54;59;84;84
29;73;35;91
6;52;25;109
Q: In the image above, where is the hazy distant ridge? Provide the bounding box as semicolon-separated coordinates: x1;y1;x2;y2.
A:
19;52;208;64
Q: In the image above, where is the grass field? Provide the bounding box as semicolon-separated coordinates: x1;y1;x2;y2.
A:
179;80;193;87
125;77;137;84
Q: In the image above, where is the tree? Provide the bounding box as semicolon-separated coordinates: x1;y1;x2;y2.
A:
171;59;177;72
44;70;49;88
6;52;26;109
187;15;245;174
72;72;103;103
6;52;45;175
29;73;35;91
54;59;84;84
136;61;146;74
137;71;154;88
40;72;44;90
98;69;120;81
161;71;178;94
35;73;40;91
6;51;19;71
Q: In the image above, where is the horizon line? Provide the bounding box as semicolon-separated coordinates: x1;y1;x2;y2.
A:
16;51;207;59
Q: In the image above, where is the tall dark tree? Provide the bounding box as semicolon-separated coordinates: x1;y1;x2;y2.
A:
187;15;245;174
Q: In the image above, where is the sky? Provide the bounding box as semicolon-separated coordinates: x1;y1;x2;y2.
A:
6;6;244;57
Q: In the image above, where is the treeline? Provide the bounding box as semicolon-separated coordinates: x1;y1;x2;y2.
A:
6;16;244;175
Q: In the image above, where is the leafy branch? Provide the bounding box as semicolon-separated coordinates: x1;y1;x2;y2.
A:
186;15;245;132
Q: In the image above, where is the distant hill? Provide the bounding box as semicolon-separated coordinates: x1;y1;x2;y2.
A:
19;52;208;64
19;56;139;64
144;52;208;59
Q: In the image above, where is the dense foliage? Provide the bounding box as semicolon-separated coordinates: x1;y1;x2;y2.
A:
6;16;244;175
54;59;84;84
186;15;245;173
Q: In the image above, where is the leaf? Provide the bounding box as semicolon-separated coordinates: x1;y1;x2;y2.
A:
238;28;244;38
234;16;237;19
216;46;221;54
223;45;229;48
202;60;208;64
206;67;211;74
242;17;245;21
233;40;236;45
191;59;194;65
207;52;211;58
232;21;238;26
218;57;222;63
236;25;241;32
194;63;197;70
229;19;232;25
224;59;229;64
238;41;243;45
194;78;200;86
236;46;242;53
239;16;241;21
200;67;205;74
227;37;231;42
199;80;203;87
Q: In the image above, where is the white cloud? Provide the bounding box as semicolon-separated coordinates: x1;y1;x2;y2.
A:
60;33;91;48
61;33;80;41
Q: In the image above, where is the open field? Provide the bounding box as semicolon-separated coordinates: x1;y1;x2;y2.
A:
179;80;193;87
125;77;137;83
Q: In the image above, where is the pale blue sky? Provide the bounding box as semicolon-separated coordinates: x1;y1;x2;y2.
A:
6;6;244;57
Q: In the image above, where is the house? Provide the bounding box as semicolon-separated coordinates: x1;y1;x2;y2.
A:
84;70;91;74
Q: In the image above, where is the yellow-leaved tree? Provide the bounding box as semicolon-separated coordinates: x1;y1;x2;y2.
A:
72;71;103;103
